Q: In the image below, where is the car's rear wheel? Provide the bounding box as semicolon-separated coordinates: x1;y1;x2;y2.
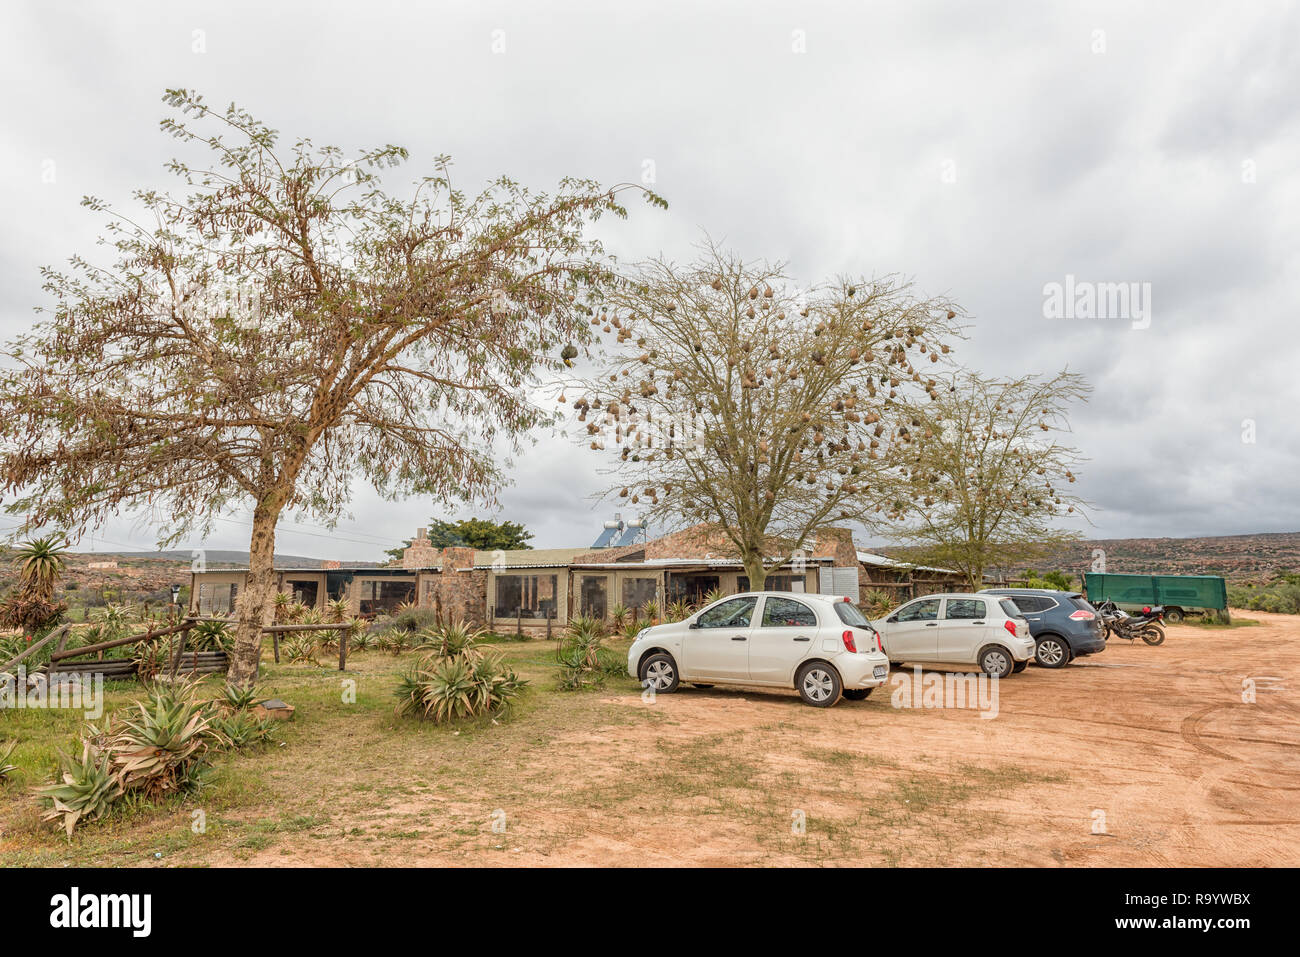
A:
978;646;1014;679
639;653;679;693
1012;660;1028;674
796;662;842;707
1034;636;1070;668
842;688;873;701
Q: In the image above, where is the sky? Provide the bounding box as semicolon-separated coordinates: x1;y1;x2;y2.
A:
1;1;1297;560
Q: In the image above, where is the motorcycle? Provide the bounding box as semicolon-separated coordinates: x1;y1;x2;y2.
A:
1097;601;1166;645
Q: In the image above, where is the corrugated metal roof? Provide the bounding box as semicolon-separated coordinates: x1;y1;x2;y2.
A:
857;551;968;577
470;547;594;568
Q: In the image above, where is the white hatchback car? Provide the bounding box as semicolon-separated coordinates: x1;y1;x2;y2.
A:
870;593;1035;678
627;591;891;707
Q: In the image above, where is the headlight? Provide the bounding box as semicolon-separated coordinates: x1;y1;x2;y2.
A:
635;627;650;641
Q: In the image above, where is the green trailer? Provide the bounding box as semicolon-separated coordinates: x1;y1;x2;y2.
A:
1083;573;1229;623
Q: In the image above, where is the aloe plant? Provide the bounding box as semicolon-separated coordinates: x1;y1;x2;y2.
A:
701;587;724;608
110;689;215;798
416;619;484;660
0;740;18;784
217;681;257;711
394;649;525;722
609;604;630;637
38;743;125;839
283;633;318;664
666;599;693;623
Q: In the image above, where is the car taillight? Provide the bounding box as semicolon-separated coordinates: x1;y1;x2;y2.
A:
1003;620;1018;637
842;629;858;653
875;631;884;652
1069;609;1095;620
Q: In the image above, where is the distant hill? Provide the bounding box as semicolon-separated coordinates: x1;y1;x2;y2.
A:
1031;532;1300;584
61;550;380;569
870;532;1300;584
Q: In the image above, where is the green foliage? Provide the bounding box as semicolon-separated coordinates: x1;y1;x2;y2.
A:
110;685;215;798
385;518;535;560
390;604;440;634
1228;578;1300;615
282;633;318;664
0;740;17;784
417;619;485;660
38;742;124;839
609;604;630;637
862;589;898;618
394;624;525;722
218;681;257;711
666;599;693;623
555;616;623;691
1021;569;1074;591
188;619;233;653
701;587;724;608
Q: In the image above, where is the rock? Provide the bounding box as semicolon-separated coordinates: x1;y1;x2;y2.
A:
252;699;295;721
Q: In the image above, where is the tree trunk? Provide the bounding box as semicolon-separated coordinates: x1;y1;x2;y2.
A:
743;554;767;592
227;502;280;688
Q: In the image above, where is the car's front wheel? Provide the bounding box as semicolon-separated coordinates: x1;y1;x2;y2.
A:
796;662;842;707
1034;636;1070;669
639;653;680;693
842;688;873;701
979;646;1014;679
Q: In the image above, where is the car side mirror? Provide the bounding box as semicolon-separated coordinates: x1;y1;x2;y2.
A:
687;621;699;629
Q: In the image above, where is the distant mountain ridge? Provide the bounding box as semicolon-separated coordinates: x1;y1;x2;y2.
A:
865;531;1300;584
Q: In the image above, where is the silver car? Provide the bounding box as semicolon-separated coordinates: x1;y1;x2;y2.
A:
871;593;1035;677
627;591;891;707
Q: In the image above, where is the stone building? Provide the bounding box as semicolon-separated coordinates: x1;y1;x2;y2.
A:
188;523;979;634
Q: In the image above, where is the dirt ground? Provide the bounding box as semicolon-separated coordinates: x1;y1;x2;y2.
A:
171;612;1299;868
5;612;1297;867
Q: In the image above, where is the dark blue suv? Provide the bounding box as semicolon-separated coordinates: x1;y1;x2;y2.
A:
979;588;1107;668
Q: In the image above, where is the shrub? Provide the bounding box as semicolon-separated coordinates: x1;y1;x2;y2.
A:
0;740;17;784
862;589;898;618
556;616;623;690
641;599;660;623
666;599;693;623
700;587;724;608
110;685;215;798
38;742;125;839
391;604;440;634
283;633;318;664
188;620;233;653
217;681;257;711
417;619;485;660
609;604;630;637
394;651;525;722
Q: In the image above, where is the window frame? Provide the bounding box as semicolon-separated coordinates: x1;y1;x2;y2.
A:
759;596;819;628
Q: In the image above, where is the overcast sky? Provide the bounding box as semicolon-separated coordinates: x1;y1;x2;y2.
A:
2;1;1297;559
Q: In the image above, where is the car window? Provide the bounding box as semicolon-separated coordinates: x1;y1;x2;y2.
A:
999;599;1024;618
833;601;871;627
1011;596;1044;613
895;598;941;622
761;597;818;627
696;596;758;629
944;598;986;620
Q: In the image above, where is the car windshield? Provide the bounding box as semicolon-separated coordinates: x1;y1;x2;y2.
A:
833;601;872;627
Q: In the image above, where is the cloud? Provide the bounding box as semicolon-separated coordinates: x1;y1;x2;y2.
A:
1;1;1297;557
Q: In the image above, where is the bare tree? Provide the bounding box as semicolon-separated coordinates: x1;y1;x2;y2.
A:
881;370;1092;588
0;90;661;685
567;243;963;588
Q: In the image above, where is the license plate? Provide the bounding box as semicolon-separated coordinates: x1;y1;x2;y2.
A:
873;665;888;679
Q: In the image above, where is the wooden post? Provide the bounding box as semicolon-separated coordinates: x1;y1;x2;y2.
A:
272;631;280;664
338;627;348;672
168;626;190;681
546;609;552;641
516;607;522;638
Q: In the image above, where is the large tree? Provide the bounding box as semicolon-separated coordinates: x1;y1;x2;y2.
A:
567;244;962;588
0;90;661;685
384;516;534;560
882;370;1092;588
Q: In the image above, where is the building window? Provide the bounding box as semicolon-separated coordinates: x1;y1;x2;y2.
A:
285;580;319;608
580;575;609;620
737;574;803;593
621;577;658;613
197;582;237;616
667;575;719;605
358;579;416;617
494;574;559;620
